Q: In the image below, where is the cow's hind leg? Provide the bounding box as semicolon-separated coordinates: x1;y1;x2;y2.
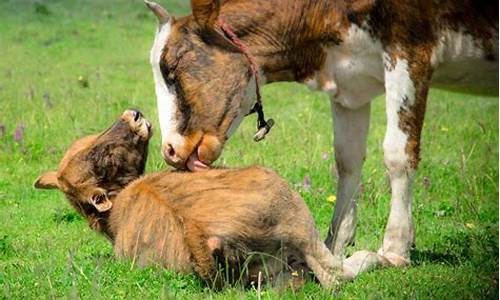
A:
378;53;431;266
325;101;371;256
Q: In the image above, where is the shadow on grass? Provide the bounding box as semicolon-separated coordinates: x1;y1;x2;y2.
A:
411;249;461;266
411;225;498;268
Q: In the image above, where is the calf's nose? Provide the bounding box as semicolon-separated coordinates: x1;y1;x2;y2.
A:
131;109;143;121
123;109;143;122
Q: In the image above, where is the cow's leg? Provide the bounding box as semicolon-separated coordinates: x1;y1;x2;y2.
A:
325;101;371;257
377;54;431;266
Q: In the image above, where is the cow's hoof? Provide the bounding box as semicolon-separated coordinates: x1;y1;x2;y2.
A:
342;250;389;280
378;250;410;267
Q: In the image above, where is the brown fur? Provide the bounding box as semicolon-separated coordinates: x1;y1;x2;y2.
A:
110;167;328;286
34;110;151;237
34;110;342;288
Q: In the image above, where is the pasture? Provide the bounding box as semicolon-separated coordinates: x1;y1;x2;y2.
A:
0;0;498;299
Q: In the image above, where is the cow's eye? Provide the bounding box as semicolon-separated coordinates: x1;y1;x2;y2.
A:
160;61;175;85
165;72;176;86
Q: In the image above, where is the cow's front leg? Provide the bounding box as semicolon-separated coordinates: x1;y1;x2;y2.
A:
378;54;431;266
325;101;371;257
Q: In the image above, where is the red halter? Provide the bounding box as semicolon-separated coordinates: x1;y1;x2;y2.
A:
217;18;274;142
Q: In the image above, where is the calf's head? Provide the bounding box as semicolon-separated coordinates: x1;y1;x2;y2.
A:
146;1;257;171
34;110;152;217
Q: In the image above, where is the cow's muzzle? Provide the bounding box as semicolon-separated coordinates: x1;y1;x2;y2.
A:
162;133;223;171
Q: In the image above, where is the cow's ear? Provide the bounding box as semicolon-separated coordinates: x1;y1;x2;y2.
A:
89;188;113;212
191;0;242;52
191;0;220;30
144;1;171;25
191;0;245;52
34;171;59;190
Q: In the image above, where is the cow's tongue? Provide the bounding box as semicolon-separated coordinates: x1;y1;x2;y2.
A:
186;152;209;172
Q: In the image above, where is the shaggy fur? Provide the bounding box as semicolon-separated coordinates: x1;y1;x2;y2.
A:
34;110;343;288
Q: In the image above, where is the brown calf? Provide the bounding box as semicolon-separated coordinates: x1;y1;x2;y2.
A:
34;110;367;288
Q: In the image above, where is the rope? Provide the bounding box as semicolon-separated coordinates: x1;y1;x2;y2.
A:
217;18;274;141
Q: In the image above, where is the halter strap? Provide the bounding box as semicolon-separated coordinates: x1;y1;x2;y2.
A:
217;18;274;142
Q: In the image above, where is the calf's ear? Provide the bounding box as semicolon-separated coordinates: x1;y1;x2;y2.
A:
34;171;59;189
89;188;113;212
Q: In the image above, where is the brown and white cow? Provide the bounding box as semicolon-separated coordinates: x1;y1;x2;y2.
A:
35;109;376;288
145;0;498;277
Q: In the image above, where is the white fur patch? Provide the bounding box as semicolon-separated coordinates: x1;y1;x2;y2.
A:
383;57;413;168
380;56;415;259
149;21;185;150
384;57;416;108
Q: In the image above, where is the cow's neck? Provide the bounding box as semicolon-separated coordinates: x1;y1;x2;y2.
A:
220;0;353;82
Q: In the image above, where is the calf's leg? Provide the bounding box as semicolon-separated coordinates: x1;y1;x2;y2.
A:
276;201;343;288
184;221;224;287
302;235;343;289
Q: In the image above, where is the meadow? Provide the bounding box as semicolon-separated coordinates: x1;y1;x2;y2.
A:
0;0;498;299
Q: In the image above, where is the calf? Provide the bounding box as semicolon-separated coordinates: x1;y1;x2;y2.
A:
34;110;367;288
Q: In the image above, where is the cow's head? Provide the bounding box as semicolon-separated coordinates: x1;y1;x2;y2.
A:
146;1;258;171
34;110;152;217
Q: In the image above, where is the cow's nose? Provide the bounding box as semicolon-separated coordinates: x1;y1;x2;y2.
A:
162;142;185;167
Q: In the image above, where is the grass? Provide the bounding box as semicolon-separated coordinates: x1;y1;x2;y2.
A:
0;0;498;299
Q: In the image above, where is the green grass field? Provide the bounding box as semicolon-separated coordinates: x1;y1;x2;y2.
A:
0;0;498;299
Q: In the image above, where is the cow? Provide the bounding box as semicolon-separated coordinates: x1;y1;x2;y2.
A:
144;0;498;276
34;109;377;289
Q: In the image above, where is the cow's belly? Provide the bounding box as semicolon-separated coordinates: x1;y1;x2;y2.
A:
328;47;385;109
305;26;498;103
432;59;498;93
431;29;499;94
304;24;385;109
